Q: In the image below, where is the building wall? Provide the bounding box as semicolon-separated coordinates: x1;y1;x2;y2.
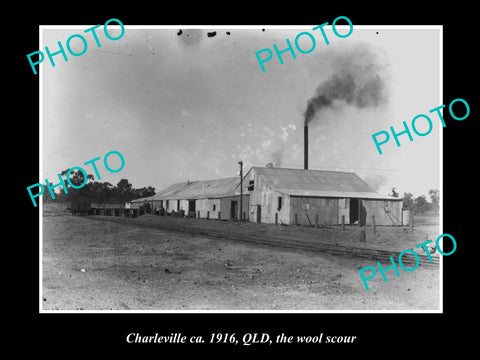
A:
338;198;350;224
152;200;162;211
196;198;221;218
179;200;189;214
190;196;250;220
362;199;403;226
196;199;208;218
289;196;339;225
288;197;402;226
287;197;403;226
247;189;403;226
150;197;252;219
163;199;179;213
219;195;250;220
150;199;184;214
219;198;230;220
248;189;290;224
247;168;286;224
151;195;401;225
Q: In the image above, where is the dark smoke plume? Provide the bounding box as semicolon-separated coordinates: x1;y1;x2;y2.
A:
304;45;389;125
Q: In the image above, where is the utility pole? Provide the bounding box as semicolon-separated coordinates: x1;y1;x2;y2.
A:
238;161;243;221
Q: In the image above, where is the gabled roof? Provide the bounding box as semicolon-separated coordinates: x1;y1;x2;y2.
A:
151;182;192;200
132;167;401;203
130;183;186;203
132;177;241;202
252;167;400;200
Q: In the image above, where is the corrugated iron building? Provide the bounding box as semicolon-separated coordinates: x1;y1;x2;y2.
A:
245;167;403;226
130;177;249;220
131;166;403;226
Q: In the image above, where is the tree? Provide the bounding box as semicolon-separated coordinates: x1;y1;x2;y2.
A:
50;171;155;206
133;186;156;200
403;192;414;209
89;181;105;204
101;182;114;203
115;179;134;203
116;179;132;193
429;189;440;214
414;195;431;214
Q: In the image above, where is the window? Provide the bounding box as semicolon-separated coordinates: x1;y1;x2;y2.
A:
277;196;282;211
213;204;216;211
248;180;254;191
166;200;169;209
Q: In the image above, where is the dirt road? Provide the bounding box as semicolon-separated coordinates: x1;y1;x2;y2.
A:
42;214;440;311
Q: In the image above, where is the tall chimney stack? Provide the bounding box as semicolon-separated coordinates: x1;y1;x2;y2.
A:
304;124;308;170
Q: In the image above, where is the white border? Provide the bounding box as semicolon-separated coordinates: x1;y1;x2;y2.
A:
39;27;44;314
39;25;443;314
438;27;444;312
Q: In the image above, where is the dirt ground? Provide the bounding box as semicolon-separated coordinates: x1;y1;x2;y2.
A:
42;211;441;311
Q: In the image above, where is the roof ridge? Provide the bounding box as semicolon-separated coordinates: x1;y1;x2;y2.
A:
251;166;356;174
181;176;238;184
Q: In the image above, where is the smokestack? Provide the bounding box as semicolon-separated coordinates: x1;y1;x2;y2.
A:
304;124;308;170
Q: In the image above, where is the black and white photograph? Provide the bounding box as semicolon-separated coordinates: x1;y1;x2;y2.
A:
16;5;477;353
39;24;443;312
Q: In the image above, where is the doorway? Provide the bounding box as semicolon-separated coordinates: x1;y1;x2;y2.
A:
349;198;366;226
188;200;196;217
350;198;359;225
230;201;238;219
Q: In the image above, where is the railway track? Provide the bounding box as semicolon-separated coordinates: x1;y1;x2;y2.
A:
85;216;440;267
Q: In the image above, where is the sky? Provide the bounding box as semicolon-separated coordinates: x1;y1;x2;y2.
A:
41;25;441;198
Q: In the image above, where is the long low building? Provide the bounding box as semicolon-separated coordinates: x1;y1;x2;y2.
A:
131;166;405;226
130;177;249;220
